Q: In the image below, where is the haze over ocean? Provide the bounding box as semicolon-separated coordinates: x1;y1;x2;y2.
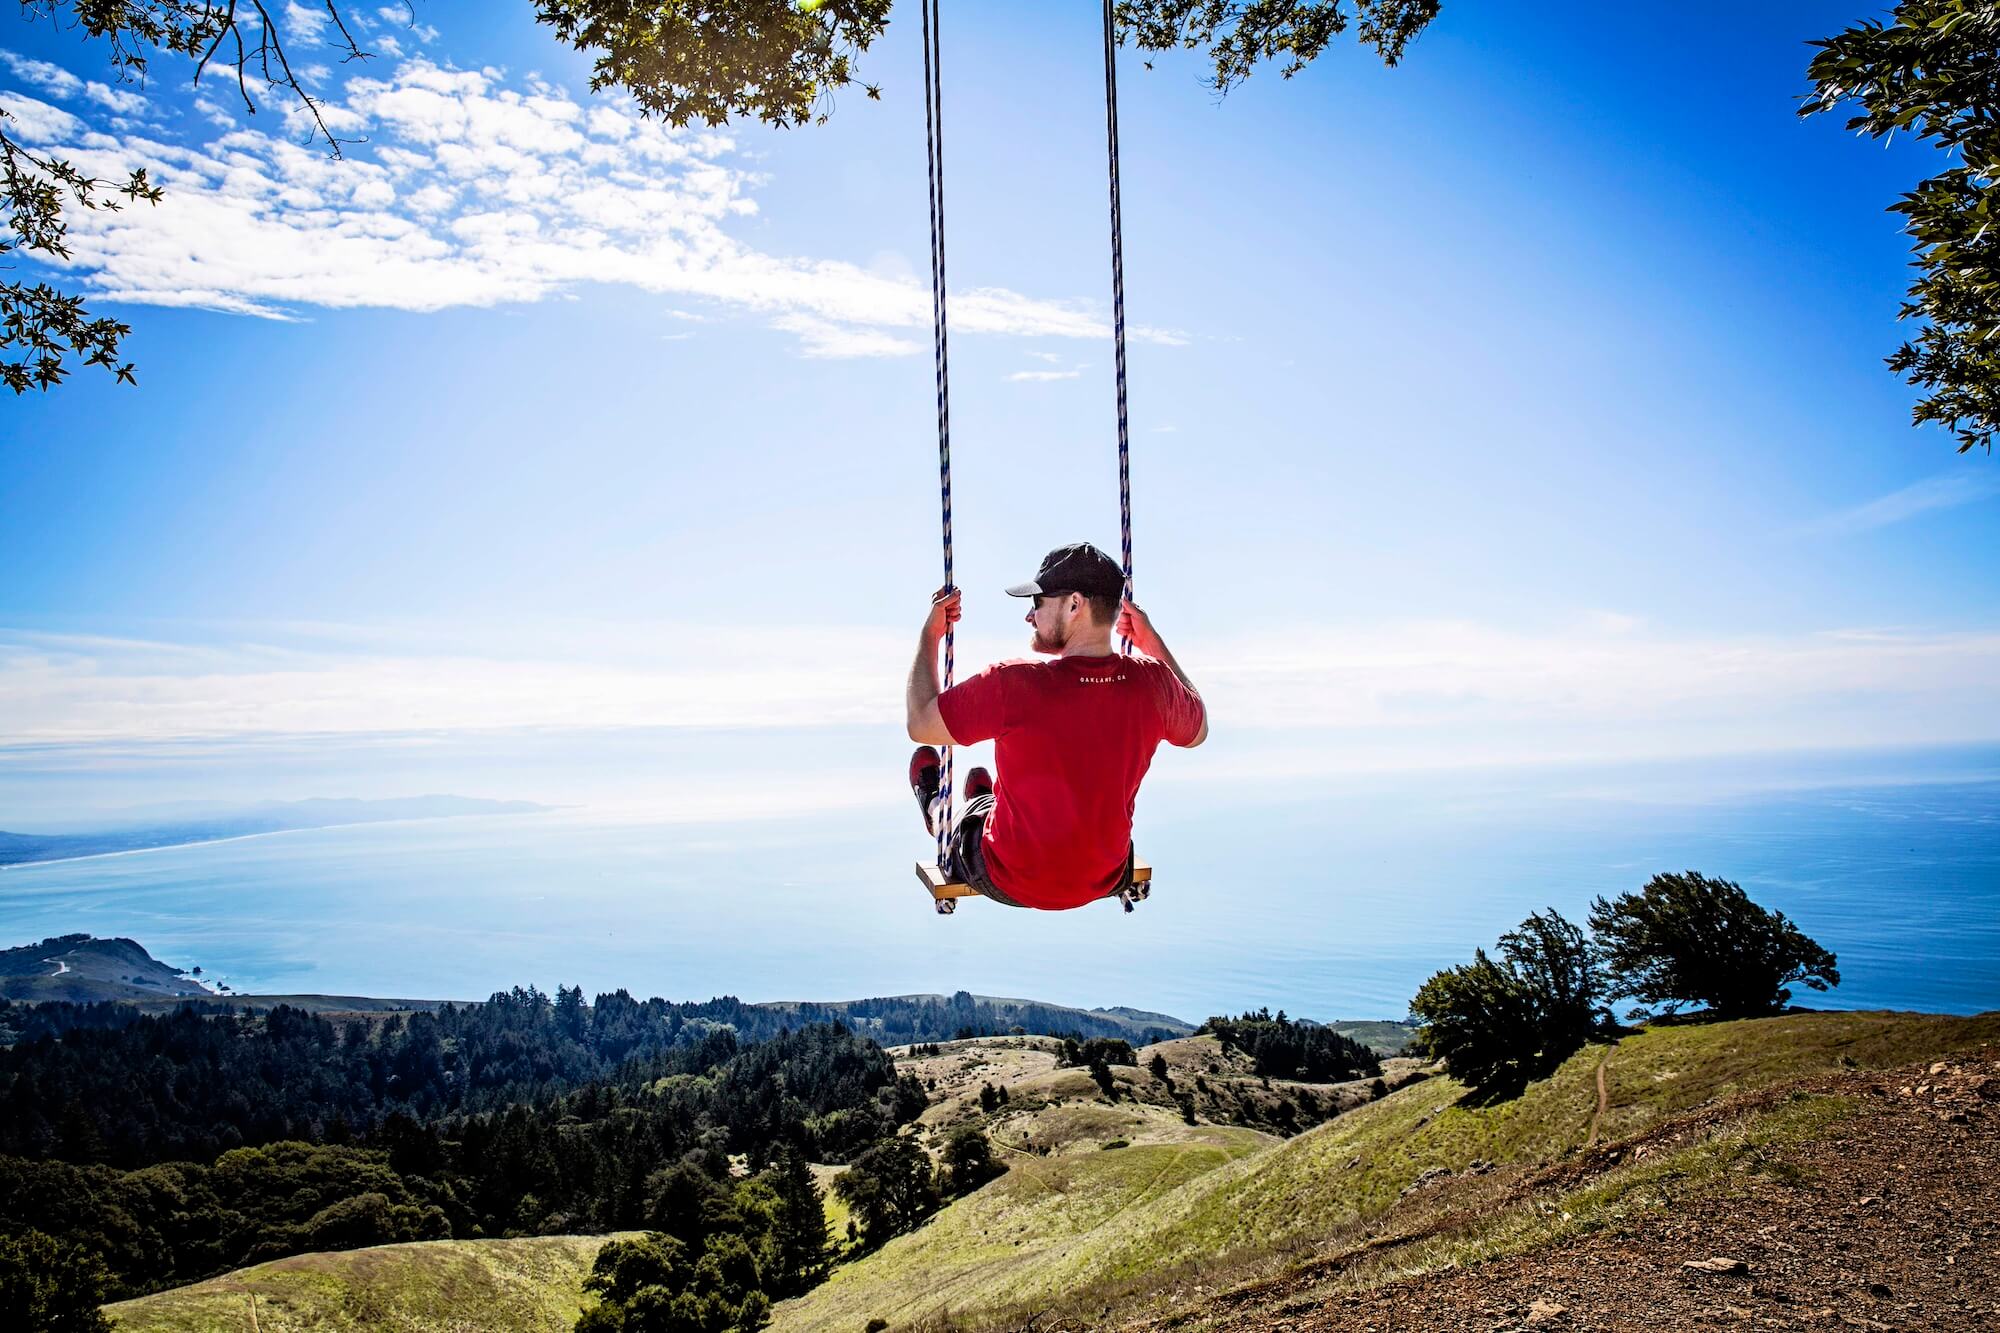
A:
4;744;1993;1021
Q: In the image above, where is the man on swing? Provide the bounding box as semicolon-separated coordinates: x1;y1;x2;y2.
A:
905;542;1208;911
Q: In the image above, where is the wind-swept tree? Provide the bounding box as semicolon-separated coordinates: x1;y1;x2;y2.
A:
1497;908;1608;1058
1589;871;1839;1019
1408;949;1542;1091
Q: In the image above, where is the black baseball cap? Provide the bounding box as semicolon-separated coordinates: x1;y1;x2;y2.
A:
1006;542;1127;599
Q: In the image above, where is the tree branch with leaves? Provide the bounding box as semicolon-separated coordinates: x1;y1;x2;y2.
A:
1802;0;2000;455
3;0;376;394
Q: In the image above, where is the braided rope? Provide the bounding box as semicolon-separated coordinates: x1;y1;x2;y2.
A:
1103;0;1134;656
921;0;955;871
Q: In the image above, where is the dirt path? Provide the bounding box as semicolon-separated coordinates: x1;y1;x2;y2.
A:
1218;1048;2000;1332
1582;1041;1615;1151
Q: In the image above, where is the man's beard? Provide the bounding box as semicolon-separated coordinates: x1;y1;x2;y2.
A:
1031;618;1070;655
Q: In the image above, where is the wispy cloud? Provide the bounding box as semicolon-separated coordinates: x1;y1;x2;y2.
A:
772;314;924;359
1010;353;1086;382
1800;471;2000;536
5;619;1996;769
2;48;82;97
83;80;146;114
6;52;1180;359
283;1;332;44
374;6;441;44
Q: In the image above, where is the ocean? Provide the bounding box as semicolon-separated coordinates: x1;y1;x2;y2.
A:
2;746;1995;1023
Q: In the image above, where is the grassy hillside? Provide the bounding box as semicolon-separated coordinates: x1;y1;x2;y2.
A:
103;1012;1995;1333
774;1010;2000;1333
105;1235;628;1333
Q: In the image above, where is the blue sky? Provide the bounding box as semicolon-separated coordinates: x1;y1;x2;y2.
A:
2;1;1997;824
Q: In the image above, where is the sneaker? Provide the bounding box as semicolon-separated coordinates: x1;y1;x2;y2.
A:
909;746;942;835
964;766;994;802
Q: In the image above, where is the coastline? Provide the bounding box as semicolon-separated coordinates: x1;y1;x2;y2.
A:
0;809;551;873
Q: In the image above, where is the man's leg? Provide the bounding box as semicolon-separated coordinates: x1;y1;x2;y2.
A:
909;746;942;835
950;793;1029;908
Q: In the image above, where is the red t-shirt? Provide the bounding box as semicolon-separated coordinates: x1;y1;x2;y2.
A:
935;653;1205;910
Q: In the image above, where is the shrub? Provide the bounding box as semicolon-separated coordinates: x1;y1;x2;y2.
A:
0;1229;112;1333
935;1128;1000;1198
1590;872;1839;1018
576;1228;771;1333
1057;1037;1136;1068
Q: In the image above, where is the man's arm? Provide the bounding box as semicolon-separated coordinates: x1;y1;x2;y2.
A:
907;585;962;745
1117;600;1208;747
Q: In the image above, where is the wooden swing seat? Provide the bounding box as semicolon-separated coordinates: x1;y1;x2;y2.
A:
916;858;1151;903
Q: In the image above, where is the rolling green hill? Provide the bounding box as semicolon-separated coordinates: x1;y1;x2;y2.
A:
105;1235;632;1332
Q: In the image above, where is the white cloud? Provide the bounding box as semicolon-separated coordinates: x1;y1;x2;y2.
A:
84;81;147;114
0;91;82;143
1206;620;2000;741
1801;470;2000;536
772;314;923;359
192;97;237;129
0;624;905;741
284;1;332;44
1009;369;1081;382
14;54;1183;359
1;50;82;97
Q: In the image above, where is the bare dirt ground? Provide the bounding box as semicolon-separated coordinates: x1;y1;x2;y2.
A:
1174;1048;2000;1333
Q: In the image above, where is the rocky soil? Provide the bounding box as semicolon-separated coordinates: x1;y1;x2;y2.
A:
1159;1048;2000;1333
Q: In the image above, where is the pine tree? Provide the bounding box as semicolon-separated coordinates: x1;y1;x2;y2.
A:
764;1148;827;1297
